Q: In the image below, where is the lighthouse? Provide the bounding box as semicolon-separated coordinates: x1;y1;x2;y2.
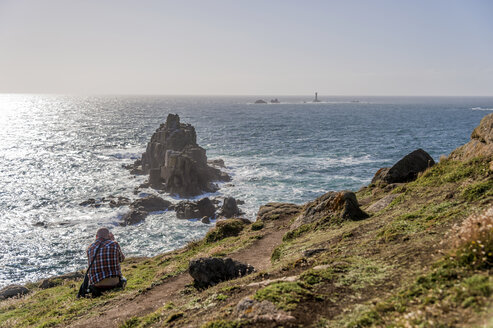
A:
313;92;320;103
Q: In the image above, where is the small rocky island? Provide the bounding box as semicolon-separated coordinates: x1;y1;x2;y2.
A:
132;114;230;197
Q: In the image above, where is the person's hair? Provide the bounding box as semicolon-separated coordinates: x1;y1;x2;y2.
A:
96;227;111;240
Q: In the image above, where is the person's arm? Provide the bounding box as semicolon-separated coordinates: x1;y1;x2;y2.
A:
115;242;125;262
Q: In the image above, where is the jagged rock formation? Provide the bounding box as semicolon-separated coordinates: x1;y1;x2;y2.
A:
189;257;254;288
371;148;435;184
292;191;368;229
120;195;172;226
138;114;230;197
451;113;493;160
175;197;217;220
218;197;243;218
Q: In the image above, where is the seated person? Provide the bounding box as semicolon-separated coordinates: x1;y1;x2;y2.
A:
86;227;126;292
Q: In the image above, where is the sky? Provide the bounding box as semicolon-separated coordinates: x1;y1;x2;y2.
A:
0;0;492;96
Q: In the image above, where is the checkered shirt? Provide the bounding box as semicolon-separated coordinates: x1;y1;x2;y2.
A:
86;238;125;285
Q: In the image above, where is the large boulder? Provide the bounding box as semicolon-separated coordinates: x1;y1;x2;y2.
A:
219;197;242;218
175;197;217;220
256;202;301;221
137;114;230;197
292;191;368;229
451;113;493;160
371;149;435;184
130;195;171;212
0;284;29;299
120;209;148;226
189;257;254;288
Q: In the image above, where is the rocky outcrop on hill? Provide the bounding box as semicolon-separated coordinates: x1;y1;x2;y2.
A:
136;114;230;197
256;202;302;221
292;191;368;229
0;285;29;300
189;257;254;288
451;113;493;160
39;272;84;289
371;149;435;184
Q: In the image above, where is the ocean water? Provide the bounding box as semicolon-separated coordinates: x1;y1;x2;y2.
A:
0;94;492;288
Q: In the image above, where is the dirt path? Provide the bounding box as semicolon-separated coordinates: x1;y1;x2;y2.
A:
70;219;290;328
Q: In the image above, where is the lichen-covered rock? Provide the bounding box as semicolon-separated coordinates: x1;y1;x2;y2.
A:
371;149;435;184
205;218;247;243
256;203;301;221
188;257;254;288
0;285;29;299
236;297;296;323
292;191;368;229
451;113;493;160
366;194;400;213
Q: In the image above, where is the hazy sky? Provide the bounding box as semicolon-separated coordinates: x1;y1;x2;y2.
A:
0;0;492;96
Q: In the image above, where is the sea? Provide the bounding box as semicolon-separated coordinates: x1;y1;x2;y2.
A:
1;94;492;288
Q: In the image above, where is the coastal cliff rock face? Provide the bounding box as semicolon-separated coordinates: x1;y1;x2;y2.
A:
218;197;242;218
188;257;254;288
140;114;230;197
371;148;435;184
451;113;493;160
292;191;368;229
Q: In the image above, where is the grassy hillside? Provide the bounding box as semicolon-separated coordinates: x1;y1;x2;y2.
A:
1;136;492;327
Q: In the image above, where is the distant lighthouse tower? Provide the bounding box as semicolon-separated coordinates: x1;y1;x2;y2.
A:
313;92;320;103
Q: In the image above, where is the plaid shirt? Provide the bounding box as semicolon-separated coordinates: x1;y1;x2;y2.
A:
86;238;125;285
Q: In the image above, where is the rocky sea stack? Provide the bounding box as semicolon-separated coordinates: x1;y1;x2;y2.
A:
136;114;230;197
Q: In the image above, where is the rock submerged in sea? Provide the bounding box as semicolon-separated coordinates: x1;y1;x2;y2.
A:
120;194;172;226
137;114;230;197
175;197;216;220
371;148;435;185
188;257;254;288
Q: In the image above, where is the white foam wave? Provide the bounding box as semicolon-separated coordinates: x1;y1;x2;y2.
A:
471;107;493;111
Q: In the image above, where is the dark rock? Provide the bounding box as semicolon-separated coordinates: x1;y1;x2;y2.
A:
219;197;242;218
188;257;254;288
79;198;96;206
0;284;29;299
201;216;211;224
39;271;84;289
270;98;280;104
109;196;131;208
120;209;148;226
33;221;46;227
197;198;216;218
149;168;163;188
292;191;368;229
236;199;245;205
130;195;171;212
175;197;216;220
371;149;435;184
140;114;230;197
254;99;267;104
303;248;326;257
256;202;301;221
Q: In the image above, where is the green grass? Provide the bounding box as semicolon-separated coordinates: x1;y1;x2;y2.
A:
254;281;314;311
201;320;245;328
205;219;246;243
